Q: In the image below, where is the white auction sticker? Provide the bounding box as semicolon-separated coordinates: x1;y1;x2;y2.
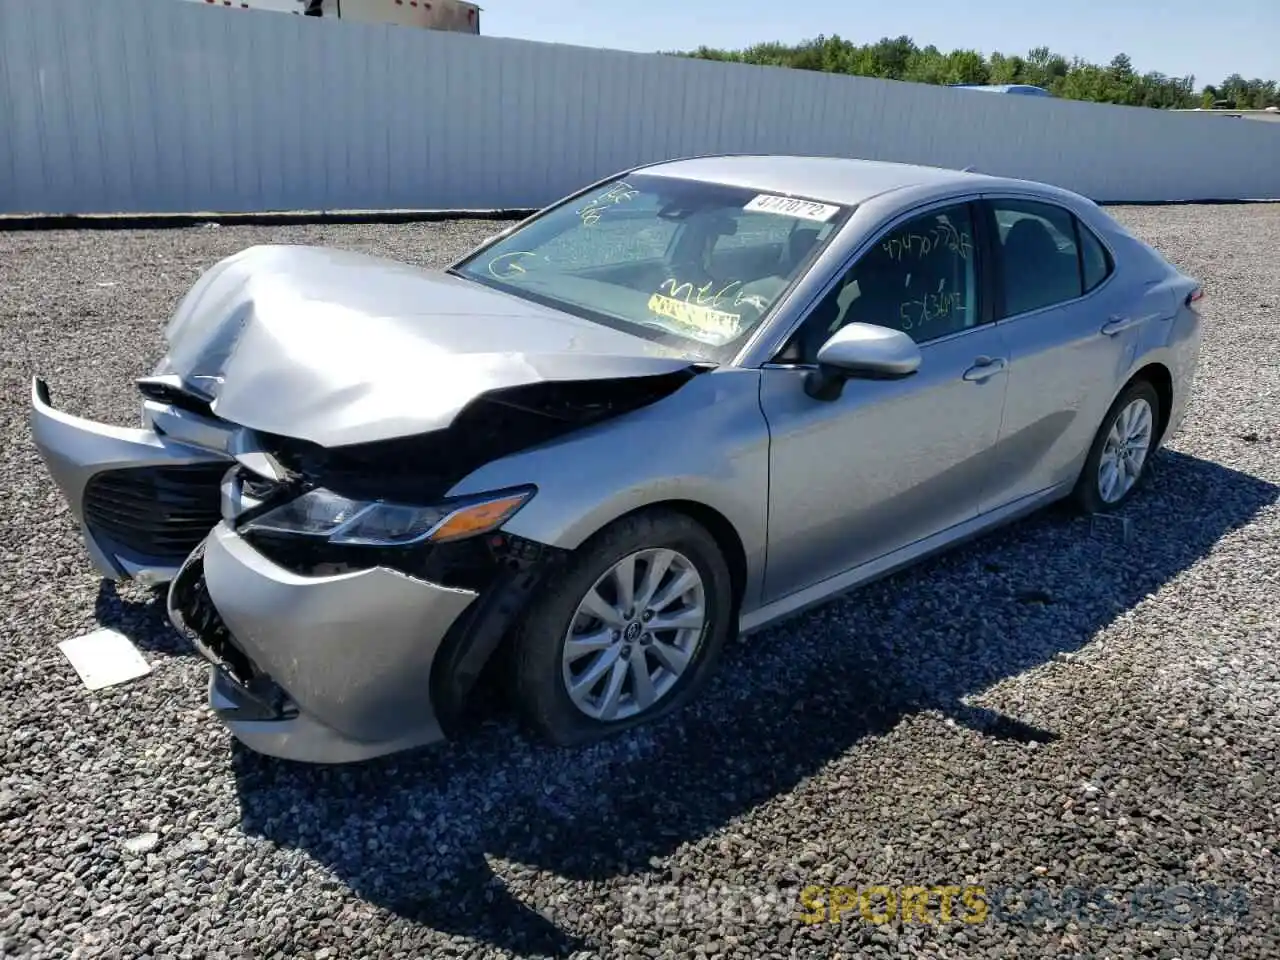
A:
743;194;840;222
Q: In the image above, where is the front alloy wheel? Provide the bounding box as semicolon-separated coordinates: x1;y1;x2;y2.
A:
512;509;732;746
561;548;707;722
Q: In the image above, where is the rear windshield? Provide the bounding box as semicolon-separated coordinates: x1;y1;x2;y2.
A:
453;173;850;361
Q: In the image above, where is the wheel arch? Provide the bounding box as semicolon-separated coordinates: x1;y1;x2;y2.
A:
591;499;750;621
1126;361;1174;444
434;497;753;733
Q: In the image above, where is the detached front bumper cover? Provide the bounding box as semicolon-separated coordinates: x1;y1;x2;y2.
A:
29;377;232;583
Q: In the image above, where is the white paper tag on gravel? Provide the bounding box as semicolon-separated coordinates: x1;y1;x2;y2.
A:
58;628;152;690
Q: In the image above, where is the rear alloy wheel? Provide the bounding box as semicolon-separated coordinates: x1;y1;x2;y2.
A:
512;509;732;746
1072;379;1161;513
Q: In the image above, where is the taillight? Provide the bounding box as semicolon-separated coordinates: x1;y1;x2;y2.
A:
1186;287;1204;306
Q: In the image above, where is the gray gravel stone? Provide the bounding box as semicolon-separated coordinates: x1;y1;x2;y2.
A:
122;834;160;855
1;207;1277;959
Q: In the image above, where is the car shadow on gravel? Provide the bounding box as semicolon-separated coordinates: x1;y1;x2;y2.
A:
219;449;1276;957
93;582;191;657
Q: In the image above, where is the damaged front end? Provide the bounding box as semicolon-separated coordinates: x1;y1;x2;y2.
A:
33;370;703;758
31;243;707;582
160;371;701;755
30;243;710;758
32;366;698;759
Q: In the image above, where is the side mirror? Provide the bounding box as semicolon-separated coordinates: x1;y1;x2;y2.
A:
803;323;922;401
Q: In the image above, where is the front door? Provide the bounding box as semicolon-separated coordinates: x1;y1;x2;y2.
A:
759;201;1011;603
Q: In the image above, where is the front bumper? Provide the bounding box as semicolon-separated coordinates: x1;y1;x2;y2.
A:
174;523;566;763
171;524;481;762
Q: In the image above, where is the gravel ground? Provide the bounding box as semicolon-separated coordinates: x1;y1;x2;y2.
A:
1;207;1277;960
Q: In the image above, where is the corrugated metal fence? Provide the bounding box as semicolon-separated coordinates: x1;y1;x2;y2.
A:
2;0;1278;214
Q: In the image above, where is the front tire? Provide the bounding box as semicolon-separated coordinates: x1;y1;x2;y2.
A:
512;508;733;746
1071;379;1161;514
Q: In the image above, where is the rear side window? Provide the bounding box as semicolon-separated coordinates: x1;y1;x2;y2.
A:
1077;220;1114;292
992;199;1083;316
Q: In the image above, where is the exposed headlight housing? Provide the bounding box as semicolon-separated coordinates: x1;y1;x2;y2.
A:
238;486;535;547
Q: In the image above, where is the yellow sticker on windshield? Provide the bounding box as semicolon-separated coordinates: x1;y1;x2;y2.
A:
647;293;742;341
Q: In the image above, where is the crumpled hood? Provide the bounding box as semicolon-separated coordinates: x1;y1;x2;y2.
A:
157;244;694;447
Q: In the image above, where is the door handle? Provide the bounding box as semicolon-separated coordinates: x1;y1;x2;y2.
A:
1100;315;1141;336
962;357;1007;382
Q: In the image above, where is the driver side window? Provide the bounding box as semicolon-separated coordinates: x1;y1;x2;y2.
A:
784;203;978;363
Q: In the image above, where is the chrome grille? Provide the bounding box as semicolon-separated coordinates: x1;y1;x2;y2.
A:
83;463;229;566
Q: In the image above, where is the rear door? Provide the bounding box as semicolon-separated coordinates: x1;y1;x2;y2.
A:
976;196;1147;511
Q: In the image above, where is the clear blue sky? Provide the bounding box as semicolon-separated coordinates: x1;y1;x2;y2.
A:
480;0;1277;89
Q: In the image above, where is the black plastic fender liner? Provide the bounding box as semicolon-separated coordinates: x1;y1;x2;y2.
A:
167;541;295;722
429;535;568;737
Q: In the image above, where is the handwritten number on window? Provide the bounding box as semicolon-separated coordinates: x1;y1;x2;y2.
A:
881;222;972;263
897;285;967;331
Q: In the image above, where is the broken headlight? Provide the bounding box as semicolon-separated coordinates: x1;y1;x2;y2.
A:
238;486;535;547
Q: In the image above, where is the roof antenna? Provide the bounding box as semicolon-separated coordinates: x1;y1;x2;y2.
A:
960;165;978;172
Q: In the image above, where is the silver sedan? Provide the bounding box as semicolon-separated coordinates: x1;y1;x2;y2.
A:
31;156;1203;763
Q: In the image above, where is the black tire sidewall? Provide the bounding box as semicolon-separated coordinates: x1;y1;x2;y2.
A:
1074;379;1162;514
513;509;733;746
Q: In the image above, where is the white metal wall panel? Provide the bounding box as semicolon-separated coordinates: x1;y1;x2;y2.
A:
2;0;1278;214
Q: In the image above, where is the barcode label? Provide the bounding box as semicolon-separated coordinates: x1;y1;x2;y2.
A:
743;194;840;222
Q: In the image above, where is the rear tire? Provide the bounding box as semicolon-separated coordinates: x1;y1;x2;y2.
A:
1071;379;1161;514
512;508;733;747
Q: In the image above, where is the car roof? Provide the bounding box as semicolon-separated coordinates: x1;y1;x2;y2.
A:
635;155;1016;207
950;83;1053;97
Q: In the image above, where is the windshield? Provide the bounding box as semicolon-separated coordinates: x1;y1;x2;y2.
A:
453;173;850;361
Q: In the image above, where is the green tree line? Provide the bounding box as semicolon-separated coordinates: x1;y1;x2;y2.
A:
673;36;1279;110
